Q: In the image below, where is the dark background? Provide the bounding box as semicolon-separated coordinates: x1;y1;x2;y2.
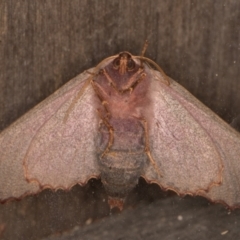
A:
0;1;240;239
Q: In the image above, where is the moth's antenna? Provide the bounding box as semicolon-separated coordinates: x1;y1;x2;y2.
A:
135;56;170;85
94;55;117;72
141;40;149;57
140;40;149;68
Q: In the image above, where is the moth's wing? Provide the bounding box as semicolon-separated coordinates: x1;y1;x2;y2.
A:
0;71;100;201
167;79;240;207
145;70;240;207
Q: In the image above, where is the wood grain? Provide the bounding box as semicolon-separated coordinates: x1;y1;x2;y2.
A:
0;1;240;239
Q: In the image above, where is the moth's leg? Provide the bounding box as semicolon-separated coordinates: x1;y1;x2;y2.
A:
92;80;114;156
140;40;149;68
121;69;146;92
97;66;146;94
97;110;114;158
140;118;162;177
140;40;149;57
102;118;114;157
64;77;92;123
85;70;96;75
99;69;118;91
91;80;111;119
100;68;146;94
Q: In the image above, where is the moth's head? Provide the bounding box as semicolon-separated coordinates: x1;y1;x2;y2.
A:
112;52;136;75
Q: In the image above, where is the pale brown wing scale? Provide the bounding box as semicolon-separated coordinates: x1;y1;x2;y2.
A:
145;70;240;207
0;72;100;200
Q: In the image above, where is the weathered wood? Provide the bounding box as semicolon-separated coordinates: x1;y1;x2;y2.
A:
1;0;240;132
44;196;240;240
0;1;240;239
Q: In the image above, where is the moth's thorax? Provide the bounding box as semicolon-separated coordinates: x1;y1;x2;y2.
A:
93;53;152;119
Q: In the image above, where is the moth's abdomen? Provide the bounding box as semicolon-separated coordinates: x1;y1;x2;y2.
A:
97;118;147;198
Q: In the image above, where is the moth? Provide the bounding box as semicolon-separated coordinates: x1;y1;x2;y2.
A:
0;51;240;210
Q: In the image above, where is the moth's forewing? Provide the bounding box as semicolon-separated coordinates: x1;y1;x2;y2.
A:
145;69;240;208
169;78;240;207
24;78;100;189
0;71;100;201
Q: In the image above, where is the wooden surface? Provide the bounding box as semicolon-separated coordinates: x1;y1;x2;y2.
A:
44;196;240;240
0;1;240;239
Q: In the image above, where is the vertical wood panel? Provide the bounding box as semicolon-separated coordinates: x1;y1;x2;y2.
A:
0;1;240;239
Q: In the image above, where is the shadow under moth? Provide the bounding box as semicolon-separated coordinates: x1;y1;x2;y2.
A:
0;51;240;210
